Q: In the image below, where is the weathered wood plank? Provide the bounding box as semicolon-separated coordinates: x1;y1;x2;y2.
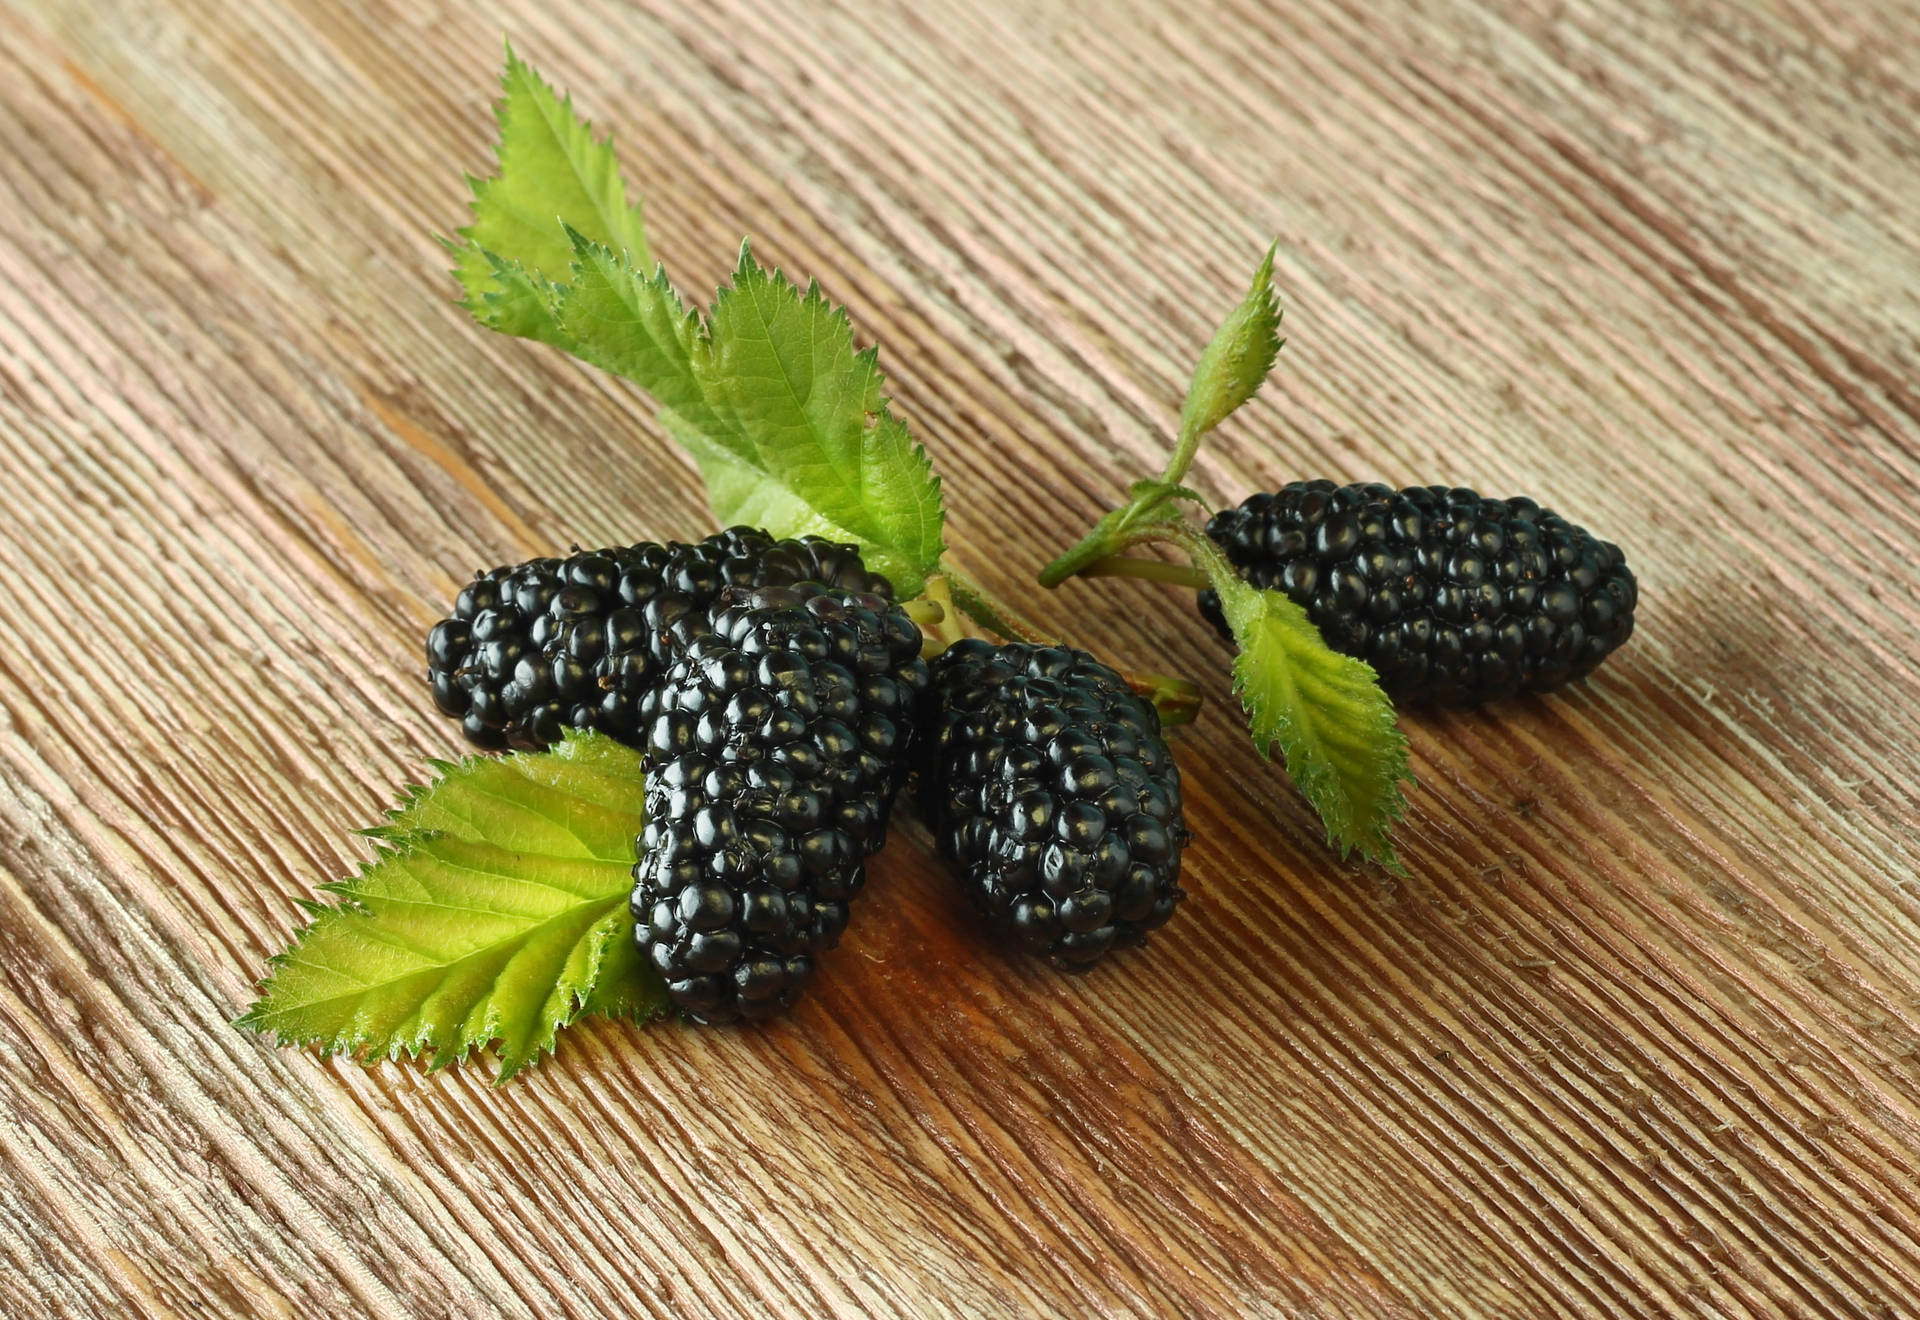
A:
1;0;1916;1315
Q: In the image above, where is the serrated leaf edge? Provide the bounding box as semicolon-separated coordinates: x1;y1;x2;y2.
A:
1215;574;1412;868
236;730;663;1083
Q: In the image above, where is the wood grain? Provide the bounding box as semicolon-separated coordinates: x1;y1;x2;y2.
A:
1;0;1917;1315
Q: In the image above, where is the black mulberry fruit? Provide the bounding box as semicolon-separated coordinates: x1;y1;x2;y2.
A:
1199;481;1636;703
917;641;1186;970
425;528;890;750
632;585;930;1022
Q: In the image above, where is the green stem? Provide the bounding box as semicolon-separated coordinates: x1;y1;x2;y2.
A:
1037;511;1124;589
1077;555;1211;591
933;565;1202;726
1129;672;1203;728
908;576;976;658
946;569;1053;645
1159;425;1204;494
1105;519;1242;594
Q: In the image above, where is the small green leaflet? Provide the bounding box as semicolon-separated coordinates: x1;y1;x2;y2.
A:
554;231;709;419
1039;249;1284;588
237;731;665;1082
448;51;946;596
1171;244;1283;478
455;45;649;340
1210;567;1411;868
695;247;945;592
1171;254;1405;866
1040;247;1410;864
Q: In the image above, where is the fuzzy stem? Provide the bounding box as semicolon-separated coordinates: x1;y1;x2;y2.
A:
1153;519;1246;589
1090;518;1244;593
946;569;1054;646
1076;555;1211;591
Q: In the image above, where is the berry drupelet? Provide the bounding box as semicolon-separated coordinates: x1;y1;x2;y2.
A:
632;585;930;1022
1199;481;1637;704
917;640;1186;971
425;528;891;751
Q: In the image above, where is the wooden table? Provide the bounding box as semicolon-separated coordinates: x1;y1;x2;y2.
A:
3;1;1917;1315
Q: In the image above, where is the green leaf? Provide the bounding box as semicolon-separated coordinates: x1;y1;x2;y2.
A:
238;732;665;1081
1042;247;1283;588
666;413;851;541
454;45;650;332
1167;245;1283;484
448;50;948;596
689;246;945;595
1211;571;1410;868
552;231;718;422
464;247;568;345
536;235;947;592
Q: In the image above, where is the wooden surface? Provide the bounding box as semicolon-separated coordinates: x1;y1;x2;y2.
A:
2;0;1917;1315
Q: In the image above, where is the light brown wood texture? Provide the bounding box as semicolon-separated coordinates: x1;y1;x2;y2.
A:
1;0;1916;1315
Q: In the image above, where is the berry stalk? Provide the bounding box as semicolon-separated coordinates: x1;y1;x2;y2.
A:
938;567;1202;726
1074;555;1211;591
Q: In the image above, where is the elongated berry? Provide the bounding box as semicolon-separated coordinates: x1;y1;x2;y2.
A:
1199;481;1636;703
425;528;890;750
632;585;929;1022
917;640;1187;970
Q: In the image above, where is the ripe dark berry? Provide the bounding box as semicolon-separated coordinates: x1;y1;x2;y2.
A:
916;641;1187;971
425;528;891;750
1199;481;1637;703
632;585;930;1022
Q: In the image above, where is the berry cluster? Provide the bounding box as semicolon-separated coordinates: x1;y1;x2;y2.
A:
426;528;890;750
421;525;1197;1025
632;586;930;1021
414;475;1635;1025
1199;481;1637;703
917;641;1186;969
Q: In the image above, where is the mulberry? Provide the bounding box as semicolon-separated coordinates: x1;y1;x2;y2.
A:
1200;481;1636;703
425;528;889;750
631;585;929;1022
917;640;1186;970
